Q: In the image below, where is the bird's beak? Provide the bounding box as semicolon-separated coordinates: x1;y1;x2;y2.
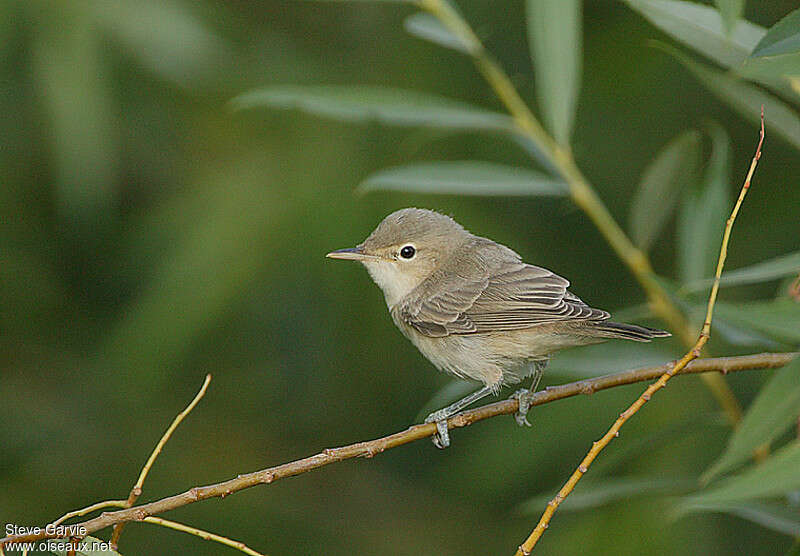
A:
326;246;378;261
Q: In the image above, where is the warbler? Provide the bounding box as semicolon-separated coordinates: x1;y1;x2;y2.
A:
327;208;669;448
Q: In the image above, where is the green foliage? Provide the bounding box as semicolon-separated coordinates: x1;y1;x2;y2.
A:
625;0;764;68
740;8;800;86
681;502;800;537
714;0;746;35
358;161;567;196
404;13;468;53
519;477;695;514
751;8;800;57
230;85;514;131
704;358;800;481
684;250;800;292
684;441;800;506
677;124;731;283
526;0;582;145
661;44;800;150
712;300;800;344
629;129;702;250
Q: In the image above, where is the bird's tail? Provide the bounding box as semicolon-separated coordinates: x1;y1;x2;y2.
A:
591;321;671;342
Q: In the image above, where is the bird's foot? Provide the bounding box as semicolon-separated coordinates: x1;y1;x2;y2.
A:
511;389;533;427
424;410;451;449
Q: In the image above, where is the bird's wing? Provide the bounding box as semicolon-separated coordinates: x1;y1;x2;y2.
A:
394;240;609;338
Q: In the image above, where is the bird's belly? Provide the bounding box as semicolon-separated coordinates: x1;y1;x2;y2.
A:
397;322;603;390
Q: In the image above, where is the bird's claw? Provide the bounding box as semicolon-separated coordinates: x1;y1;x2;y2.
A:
424;412;451;449
511;389;533;427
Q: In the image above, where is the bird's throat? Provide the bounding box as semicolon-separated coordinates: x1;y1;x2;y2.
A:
361;260;422;308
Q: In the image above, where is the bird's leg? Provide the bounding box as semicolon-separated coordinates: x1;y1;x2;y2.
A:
424;385;494;449
511;360;548;427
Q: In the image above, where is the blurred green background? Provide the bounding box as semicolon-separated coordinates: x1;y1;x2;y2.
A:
2;1;799;554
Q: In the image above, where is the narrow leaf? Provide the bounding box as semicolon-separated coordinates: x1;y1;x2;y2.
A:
677;123;731;283
752;8;800;58
93;0;229;87
404;13;468;53
519;477;695;514
625;0;765;68
630;130;702;250
704;358;800;481
546;340;680;379
712;299;800;344
738;53;800;85
526;0;582;145
662;45;800;151
684;441;800;506
714;0;746;36
740;8;800;85
33;12;118;219
358;161;567;196
682;501;800;537
230;85;514;132
684;250;800;292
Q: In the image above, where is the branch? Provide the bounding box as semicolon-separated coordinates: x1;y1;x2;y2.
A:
515;107;765;555
110;374;211;545
141;517;267;556
418;0;741;423
1;352;793;548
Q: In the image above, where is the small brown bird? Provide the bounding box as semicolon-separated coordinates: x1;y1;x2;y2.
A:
328;208;669;448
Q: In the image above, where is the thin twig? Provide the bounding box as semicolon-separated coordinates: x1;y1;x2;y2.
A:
110;374;212;546
515;108;765;555
141;517;267;556
1;353;791;547
49;500;128;528
417;0;742;424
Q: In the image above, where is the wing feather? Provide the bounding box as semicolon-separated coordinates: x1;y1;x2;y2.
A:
394;237;609;337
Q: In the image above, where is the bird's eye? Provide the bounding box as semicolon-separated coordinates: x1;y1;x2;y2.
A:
399;245;416;259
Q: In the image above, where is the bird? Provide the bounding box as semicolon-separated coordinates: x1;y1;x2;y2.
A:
327;208;670;448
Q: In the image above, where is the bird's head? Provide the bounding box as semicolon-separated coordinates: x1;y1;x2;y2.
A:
327;208;470;307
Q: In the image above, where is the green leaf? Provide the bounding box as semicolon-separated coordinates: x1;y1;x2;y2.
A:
93;0;229;87
684;250;800;292
526;0;582;145
519;477;695;515
683;441;800;506
625;0;765;68
629;130;702;250
681;501;800;537
546;340;680;379
662;45;800;151
33;10;117;219
738;53;800;85
704;358;800;481
47;535;121;555
404;13;468;53
705;312;785;348
677;124;731;283
712;299;800;344
230;85;514;132
752;8;800;58
740;9;800;84
714;0;746;36
358;161;567;196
